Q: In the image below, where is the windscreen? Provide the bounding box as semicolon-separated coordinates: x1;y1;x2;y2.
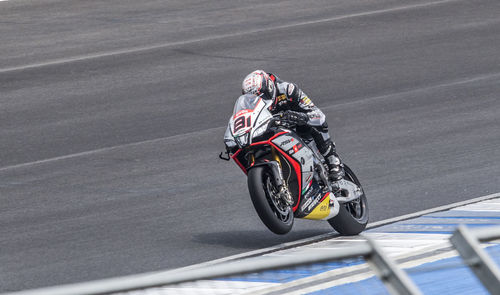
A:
232;94;262;115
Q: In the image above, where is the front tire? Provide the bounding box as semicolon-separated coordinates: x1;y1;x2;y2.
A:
328;165;369;235
248;166;293;235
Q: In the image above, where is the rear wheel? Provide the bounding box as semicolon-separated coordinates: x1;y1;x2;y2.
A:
328;165;368;235
248;166;293;235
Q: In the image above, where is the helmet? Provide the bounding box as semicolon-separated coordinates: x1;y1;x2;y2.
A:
241;70;276;101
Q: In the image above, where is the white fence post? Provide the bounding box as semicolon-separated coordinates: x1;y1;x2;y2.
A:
2;238;425;295
450;225;500;295
365;236;423;295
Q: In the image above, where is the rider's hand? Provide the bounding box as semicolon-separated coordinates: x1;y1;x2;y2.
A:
281;111;309;126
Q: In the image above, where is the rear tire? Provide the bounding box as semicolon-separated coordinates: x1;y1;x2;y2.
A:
328;165;368;235
248;166;293;235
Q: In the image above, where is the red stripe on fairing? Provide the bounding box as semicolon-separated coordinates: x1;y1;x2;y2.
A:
320;192;330;202
249;130;301;211
231;131;303;211
231;149;247;174
233;132;289;173
250;131;289;147
269;142;302;212
269;131;290;141
232;132;290;174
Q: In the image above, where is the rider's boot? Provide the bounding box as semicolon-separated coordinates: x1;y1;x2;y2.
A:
321;141;345;184
326;153;344;181
310;128;345;190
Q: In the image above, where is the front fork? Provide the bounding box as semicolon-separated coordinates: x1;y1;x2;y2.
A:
248;146;283;188
251;147;293;206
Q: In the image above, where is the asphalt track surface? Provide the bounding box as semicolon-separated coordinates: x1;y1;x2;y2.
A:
1;0;500;292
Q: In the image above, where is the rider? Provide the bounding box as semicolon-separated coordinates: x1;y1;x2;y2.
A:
224;70;344;182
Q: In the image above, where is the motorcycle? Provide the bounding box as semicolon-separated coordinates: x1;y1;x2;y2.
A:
220;94;368;235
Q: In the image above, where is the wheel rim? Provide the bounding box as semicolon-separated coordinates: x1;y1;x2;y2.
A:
345;194;364;220
343;172;366;221
264;173;292;223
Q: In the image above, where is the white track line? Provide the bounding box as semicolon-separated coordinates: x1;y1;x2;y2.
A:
283;249;461;295
2;67;497;173
4;194;499;295
173;193;500;273
0;0;460;73
0;126;224;172
328;71;500;111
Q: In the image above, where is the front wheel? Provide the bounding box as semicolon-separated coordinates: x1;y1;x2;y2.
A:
328;165;369;235
248;166;294;235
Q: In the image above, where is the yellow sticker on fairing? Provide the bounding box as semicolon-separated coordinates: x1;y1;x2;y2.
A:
303;195;331;220
301;97;313;106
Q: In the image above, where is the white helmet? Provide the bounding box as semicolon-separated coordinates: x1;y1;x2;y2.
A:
241;70;276;101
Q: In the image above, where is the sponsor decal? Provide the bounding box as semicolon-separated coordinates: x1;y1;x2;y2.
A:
287;84;295;96
300;184;317;211
300;196;313;212
290;143;303;154
280;138;294;147
301;96;314;106
320;204;328;211
304;195;331;220
300;189;323;212
307;193;323;211
234;109;251;118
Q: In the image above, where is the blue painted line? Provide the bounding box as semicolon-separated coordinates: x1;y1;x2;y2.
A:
305;244;500;295
408;257;489;295
369;223;497;234
422;213;500;219
404;216;500;224
395;223;499;227
382;231;454;234
307;276;389;295
306;257;488;295
404;219;500;224
216;200;500;290
429;210;500;217
220;259;364;283
425;216;500;219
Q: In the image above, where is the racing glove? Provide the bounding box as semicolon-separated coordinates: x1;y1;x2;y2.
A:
281;110;309;126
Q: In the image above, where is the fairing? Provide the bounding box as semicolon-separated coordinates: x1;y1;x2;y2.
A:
229;94;273;147
228;95;339;220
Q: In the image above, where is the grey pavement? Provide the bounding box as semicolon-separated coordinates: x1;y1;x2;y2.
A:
1;0;500;291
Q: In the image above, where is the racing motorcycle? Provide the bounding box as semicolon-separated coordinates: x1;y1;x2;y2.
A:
220;94;368;235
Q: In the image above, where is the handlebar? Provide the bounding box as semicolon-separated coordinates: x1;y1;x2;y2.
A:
270;113;297;129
